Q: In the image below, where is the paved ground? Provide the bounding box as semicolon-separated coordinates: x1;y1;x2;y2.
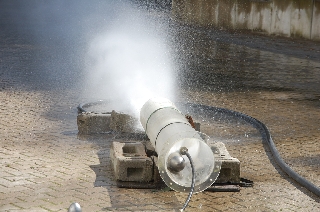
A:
1;1;320;211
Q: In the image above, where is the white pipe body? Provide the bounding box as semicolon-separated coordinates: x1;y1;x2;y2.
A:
140;98;220;193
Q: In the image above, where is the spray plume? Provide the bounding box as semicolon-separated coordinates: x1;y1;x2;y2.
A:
82;2;175;118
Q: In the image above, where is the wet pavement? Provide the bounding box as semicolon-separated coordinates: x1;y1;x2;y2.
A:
1;1;320;211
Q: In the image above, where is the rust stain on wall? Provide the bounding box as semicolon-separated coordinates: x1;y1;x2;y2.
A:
171;0;187;22
171;0;320;40
252;1;273;32
199;0;218;26
290;0;313;38
273;0;292;11
236;0;253;29
311;1;320;39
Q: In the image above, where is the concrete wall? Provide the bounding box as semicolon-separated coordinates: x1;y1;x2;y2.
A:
172;0;320;40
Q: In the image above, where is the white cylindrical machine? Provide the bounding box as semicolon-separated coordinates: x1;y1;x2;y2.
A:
140;98;221;193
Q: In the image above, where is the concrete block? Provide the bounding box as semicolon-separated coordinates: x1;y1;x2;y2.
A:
110;110;138;133
77;112;111;134
213;142;240;184
144;140;156;157
110;140;239;184
77;110;140;134
150;156;163;185
110;141;153;182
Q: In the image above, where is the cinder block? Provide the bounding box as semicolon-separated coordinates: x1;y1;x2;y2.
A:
144;140;156;157
110;111;138;133
110;141;153;182
77;112;111;134
77;110;141;134
150;156;163;185
213;142;240;183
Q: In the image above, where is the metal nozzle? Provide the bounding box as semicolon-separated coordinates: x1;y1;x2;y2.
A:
68;203;82;212
167;151;186;173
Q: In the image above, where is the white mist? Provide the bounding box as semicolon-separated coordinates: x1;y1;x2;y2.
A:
82;4;175;118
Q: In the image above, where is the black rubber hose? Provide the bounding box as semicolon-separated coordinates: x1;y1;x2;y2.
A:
185;103;320;197
180;147;195;211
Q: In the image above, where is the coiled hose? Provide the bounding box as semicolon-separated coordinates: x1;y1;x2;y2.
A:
185;103;320;198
